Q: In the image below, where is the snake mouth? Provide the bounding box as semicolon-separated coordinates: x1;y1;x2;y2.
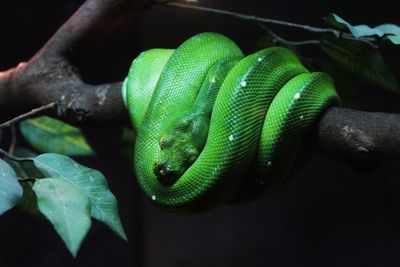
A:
153;162;180;186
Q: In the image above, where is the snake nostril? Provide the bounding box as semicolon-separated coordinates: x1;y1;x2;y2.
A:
153;162;180;186
154;162;166;175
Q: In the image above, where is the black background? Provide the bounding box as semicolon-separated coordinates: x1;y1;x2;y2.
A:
1;1;400;266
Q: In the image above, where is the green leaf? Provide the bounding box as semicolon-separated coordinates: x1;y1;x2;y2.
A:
20;116;94;156
320;36;399;92
33;178;91;257
375;24;400;36
386;35;400;45
0;159;23;215
33;153;127;240
325;13;400;45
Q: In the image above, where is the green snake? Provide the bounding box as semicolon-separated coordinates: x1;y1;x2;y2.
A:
122;32;340;213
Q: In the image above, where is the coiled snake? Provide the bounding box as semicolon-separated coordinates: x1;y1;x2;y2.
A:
122;32;340;213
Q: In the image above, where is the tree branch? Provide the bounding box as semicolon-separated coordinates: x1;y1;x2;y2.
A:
0;0;399;163
317;107;400;161
0;0;153;125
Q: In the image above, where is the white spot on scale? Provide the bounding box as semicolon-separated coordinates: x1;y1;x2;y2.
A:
210;77;216;83
151;195;156;200
257;57;263;62
299;115;304;120
228;134;235;141
240;80;247;87
267;161;272;167
294;92;301;99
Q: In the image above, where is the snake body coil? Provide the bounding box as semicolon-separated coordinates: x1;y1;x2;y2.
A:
123;32;340;213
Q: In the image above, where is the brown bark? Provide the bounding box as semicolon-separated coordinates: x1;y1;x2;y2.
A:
0;0;399;162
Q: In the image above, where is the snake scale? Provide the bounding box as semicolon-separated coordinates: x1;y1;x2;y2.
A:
122;32;340;213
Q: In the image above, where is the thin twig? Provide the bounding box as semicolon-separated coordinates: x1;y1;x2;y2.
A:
167;2;338;34
167;2;378;47
258;22;320;46
343;35;378;48
0;147;33;162
0;102;57;129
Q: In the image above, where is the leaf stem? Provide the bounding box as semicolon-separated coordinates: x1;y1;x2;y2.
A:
0;147;34;162
0;102;57;129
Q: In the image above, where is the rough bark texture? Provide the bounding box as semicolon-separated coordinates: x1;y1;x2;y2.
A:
0;0;399;162
317;107;400;161
0;0;152;125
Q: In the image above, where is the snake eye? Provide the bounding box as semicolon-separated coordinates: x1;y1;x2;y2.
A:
176;118;193;132
159;136;174;149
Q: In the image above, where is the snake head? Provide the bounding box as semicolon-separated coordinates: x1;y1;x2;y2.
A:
154;140;200;186
154;113;209;186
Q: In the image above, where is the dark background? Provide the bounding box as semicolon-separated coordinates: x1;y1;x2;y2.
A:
1;0;400;266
